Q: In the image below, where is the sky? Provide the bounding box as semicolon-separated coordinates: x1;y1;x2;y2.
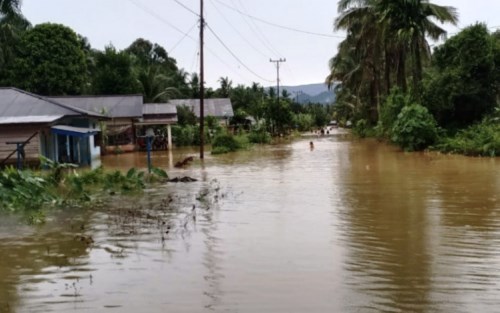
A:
21;0;500;89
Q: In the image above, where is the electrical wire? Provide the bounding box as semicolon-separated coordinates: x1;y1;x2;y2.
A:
128;0;196;40
172;0;199;16
127;0;264;84
206;23;274;82
234;0;283;58
215;0;345;39
169;22;198;53
208;0;269;58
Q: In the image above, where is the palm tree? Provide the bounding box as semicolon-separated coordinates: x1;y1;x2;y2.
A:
377;0;458;93
331;0;458;98
0;0;30;80
217;76;232;98
0;0;22;16
330;5;385;120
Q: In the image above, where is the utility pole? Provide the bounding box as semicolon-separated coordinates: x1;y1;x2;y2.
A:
293;90;303;104
269;58;286;104
199;0;205;159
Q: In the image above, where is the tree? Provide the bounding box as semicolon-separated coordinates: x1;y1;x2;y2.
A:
91;45;140;95
216;76;232;97
0;0;30;82
176;104;197;126
329;0;458;122
423;24;499;127
9;23;87;95
125;38;182;102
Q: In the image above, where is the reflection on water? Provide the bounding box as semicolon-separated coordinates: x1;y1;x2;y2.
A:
1;132;499;312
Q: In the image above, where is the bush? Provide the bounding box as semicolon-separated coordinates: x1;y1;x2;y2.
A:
378;88;411;137
352;119;375;138
172;125;198;146
248;129;272;144
293;113;314;132
211;133;249;154
434;118;500;156
391;104;438;151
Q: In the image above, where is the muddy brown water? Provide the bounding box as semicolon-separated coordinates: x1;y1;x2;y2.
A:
1;131;499;312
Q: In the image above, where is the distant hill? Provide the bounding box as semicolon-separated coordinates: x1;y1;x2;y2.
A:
279;83;337;105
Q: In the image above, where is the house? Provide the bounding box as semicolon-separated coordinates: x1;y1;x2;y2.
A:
0;88;105;168
137;103;177;150
48;95;143;153
169;98;234;123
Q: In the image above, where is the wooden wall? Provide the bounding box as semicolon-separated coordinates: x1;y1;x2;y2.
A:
0;125;43;164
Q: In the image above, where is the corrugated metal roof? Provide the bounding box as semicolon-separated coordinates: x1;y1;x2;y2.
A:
0;115;63;125
0;88;103;121
143;103;177;115
168;98;234;118
49;95;143;118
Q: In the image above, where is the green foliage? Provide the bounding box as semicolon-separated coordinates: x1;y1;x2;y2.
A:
352;119;375;138
172;125;198;146
211;132;249;154
247;128;272;144
391;104;438;151
205;115;220;130
378;88;412;137
0;164;168;217
176;105;198;126
264;98;294;135
91;45;140;95
434;118;500;156
0;167;55;211
423;24;498;127
293;113;314;132
9;23;87;95
40;155;78;185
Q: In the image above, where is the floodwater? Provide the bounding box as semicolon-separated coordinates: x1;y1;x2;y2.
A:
1;131;500;313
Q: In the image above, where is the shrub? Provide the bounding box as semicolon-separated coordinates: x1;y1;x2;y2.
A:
248;129;272;144
391;104;438;151
378;88;412;137
435;118;500;156
211;133;249;154
352;119;375;138
172;125;198;146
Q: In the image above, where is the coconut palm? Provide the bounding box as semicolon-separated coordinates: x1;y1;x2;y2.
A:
0;0;30;78
330;0;458;99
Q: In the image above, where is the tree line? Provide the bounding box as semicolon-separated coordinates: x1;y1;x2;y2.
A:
327;0;500;156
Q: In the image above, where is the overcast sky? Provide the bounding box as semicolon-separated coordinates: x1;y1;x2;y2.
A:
22;0;500;88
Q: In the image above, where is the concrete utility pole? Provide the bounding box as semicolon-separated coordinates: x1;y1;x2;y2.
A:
199;0;205;159
269;58;286;104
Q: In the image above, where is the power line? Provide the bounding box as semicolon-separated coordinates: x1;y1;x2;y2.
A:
169;22;198;53
172;0;199;17
214;0;345;39
128;0;196;40
206;23;273;82
127;0;252;83
208;0;269;58
234;0;283;58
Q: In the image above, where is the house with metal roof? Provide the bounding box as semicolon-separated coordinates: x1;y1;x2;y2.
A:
0;88;105;168
135;103;178;150
168;98;234;120
48;95;143;153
